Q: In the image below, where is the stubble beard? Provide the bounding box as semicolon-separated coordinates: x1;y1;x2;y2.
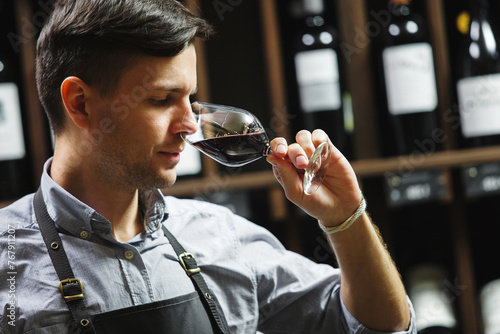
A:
94;146;177;193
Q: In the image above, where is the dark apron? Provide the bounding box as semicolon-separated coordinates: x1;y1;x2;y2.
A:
33;188;229;334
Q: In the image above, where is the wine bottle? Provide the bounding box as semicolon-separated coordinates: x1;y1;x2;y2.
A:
0;0;33;201
455;0;500;148
464;194;500;333
373;0;440;157
406;264;459;334
277;0;353;160
370;0;447;207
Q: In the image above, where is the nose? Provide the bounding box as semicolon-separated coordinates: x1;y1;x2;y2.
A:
175;100;198;135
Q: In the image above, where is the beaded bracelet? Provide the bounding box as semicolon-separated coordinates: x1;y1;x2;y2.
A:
318;194;367;235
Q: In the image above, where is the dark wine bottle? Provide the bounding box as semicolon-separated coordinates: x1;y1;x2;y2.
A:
455;0;500;148
370;0;447;207
0;0;33;201
464;193;500;333
387;199;461;333
277;0;353;160
406;264;459;334
374;0;440;157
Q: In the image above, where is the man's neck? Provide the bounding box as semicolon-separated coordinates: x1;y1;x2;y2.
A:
50;151;145;243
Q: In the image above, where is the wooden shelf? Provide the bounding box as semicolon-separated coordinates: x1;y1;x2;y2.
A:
163;146;500;197
352;145;500;176
163;170;278;197
5;145;499;202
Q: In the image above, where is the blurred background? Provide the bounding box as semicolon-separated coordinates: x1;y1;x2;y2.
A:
2;0;500;332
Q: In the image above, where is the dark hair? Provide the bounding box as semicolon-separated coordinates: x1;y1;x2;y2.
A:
36;0;213;135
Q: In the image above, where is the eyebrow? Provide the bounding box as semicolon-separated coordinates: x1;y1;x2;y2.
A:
144;83;198;96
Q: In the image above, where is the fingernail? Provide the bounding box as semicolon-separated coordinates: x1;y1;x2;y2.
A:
296;155;308;166
276;144;286;154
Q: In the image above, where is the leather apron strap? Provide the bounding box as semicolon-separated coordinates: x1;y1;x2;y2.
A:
33;188;95;333
33;188;229;334
161;226;229;334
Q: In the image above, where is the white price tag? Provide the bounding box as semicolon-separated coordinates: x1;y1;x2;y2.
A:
0;82;25;161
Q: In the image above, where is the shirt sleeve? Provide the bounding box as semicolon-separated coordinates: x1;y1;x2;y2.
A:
232;214;417;334
341;294;417;334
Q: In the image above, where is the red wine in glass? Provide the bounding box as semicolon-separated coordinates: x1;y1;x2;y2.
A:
182;102;331;195
191;132;270;167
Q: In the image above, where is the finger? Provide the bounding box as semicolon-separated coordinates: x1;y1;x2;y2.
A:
311;129;329;147
269;137;288;159
311;128;346;161
268;153;304;202
287;143;309;169
295;130;315;157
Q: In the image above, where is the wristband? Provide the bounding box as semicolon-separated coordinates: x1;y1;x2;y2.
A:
318;194;366;235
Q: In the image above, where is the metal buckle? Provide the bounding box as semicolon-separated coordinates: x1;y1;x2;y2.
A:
59;278;84;302
178;252;201;276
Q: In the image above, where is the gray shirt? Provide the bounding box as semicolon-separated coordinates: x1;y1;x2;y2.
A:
0;159;415;333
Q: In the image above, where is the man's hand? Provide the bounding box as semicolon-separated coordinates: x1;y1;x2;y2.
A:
267;129;362;227
268;129;412;331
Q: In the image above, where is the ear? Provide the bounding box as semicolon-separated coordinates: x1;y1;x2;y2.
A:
60;76;92;129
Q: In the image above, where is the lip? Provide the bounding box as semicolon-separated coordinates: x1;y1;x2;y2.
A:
158;149;183;163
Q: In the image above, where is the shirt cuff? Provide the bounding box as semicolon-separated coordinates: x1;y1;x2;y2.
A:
340;294;417;333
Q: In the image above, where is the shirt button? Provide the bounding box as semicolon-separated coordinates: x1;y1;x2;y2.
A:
124;250;134;260
80;230;89;239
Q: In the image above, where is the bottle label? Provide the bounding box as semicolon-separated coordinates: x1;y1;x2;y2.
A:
294;48;342;113
480;279;500;334
457;73;500;138
0;82;25;161
412;287;457;329
409;267;458;330
462;162;500;198
382;42;438;115
303;0;324;15
384;169;448;207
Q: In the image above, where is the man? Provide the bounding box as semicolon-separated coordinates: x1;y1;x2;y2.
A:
0;0;415;333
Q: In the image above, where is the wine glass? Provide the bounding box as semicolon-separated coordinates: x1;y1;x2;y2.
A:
182;101;331;195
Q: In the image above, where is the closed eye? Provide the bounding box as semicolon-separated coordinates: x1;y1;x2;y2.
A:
149;96;172;106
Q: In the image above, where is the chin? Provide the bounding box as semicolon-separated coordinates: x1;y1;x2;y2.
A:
157;170;178;189
134;168;177;191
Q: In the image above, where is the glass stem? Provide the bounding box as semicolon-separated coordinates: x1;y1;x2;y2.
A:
263;143;272;157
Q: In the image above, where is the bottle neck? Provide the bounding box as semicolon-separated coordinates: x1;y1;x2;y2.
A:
0;55;14;82
305;15;325;28
471;0;489;8
467;0;493;39
390;0;411;4
469;0;490;24
388;0;412;17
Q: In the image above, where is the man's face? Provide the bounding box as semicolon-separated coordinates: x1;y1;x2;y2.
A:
86;44;198;192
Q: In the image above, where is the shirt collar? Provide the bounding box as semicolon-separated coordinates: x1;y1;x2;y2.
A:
40;158;168;240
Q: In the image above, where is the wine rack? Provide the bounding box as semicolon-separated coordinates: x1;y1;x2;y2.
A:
5;0;500;332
